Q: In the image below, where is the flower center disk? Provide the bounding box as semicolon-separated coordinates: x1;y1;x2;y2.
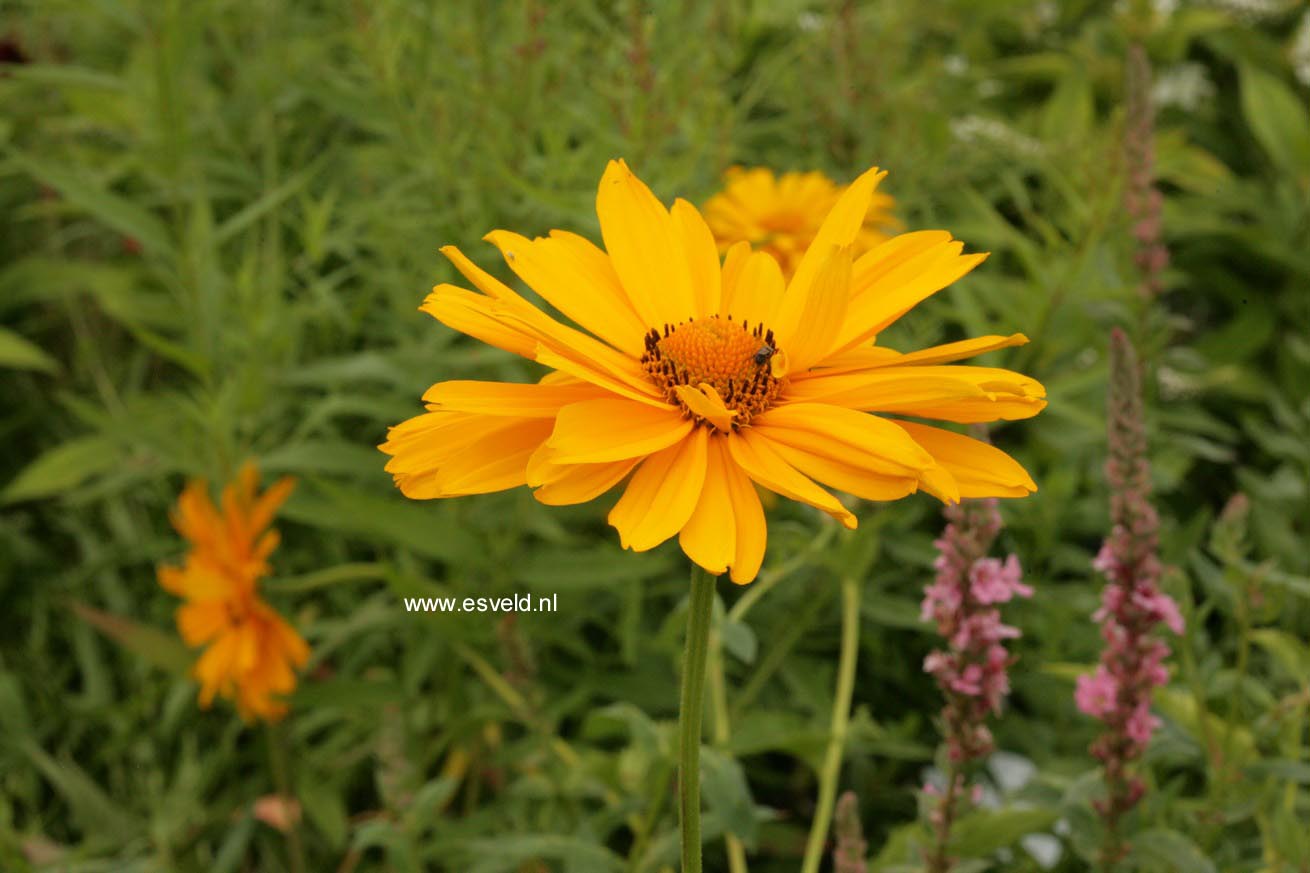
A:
640;315;784;429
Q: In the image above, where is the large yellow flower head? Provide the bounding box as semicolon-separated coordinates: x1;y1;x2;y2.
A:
382;161;1044;584
158;462;308;722
702;166;900;278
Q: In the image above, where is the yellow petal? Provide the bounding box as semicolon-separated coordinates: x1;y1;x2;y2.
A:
717;241;752;315
878;365;1046;423
721;249;784;329
531;457;640;506
784;166;887;304
609;428;709;551
678;435;735;575
440;419;555;495
831;240;987;356
726;429;856;529
671;198;722;318
894;421;1037;498
490;304;661;401
440;244;526;302
544;398;692;464
773;245;852;373
438;245;663;403
423;380;608;417
918;463;963;504
721;441;767;584
881;333;1029;367
787;369;989;407
810;334;1028;374
381;412;551;499
673;383;737;432
768;441;920;502
420;285;540;359
534;345;670;408
483;230;648;356
596;160;697;326
850;230;953;290
752;402;935;476
787;365;1045;423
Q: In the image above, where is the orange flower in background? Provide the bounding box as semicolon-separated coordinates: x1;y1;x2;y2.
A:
381;160;1045;585
158;463;308;722
702;166;900;277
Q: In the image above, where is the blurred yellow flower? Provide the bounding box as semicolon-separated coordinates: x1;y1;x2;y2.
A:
702;167;900;277
158;462;308;722
382;160;1044;584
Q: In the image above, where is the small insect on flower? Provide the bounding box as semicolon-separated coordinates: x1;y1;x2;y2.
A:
753;343;775;366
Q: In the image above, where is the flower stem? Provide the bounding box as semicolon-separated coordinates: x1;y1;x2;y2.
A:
680;565;717;873
926;764;964;873
799;573;862;873
266;723;306;873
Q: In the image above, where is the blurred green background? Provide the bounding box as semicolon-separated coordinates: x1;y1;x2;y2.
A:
2;0;1310;871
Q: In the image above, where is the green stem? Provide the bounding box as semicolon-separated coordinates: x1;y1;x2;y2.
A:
266;723;306;873
709;616;749;873
680;566;717;873
799;573;862;873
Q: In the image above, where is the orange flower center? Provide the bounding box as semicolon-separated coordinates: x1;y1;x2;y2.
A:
640;315;784;428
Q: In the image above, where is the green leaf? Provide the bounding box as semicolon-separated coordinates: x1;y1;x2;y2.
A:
296;773;348;850
2;435;121;503
1249;628;1310;678
1243;759;1310;784
70;602;193;675
1239;66;1310;177
700;748;758;846
1132;828;1217;873
9;151;174;258
1155;687;1256;764
261;440;387;478
461;835;626;873
721;618;758;664
279;482;477;564
1040;68;1093;145
290;678;406;710
21;740;141;839
0;326;58;373
266;562;390;593
869;820;929;870
948;806;1059;856
211;815;256;873
514;544;676;589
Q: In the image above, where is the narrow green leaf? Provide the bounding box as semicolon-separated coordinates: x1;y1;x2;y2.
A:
0;326;58;372
9;151;174;258
71;602;193;675
949;806;1059;856
1132;827;1217;873
2;435;120;503
1239;66;1310;177
21;740;141;839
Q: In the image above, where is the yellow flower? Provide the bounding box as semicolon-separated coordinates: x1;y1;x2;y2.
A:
158;462;308;722
381;160;1044;584
702;166;900;278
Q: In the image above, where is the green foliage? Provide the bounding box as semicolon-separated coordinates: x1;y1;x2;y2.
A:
2;0;1308;871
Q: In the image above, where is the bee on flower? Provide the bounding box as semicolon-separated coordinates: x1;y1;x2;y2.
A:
158;462;308;722
702;166;900;278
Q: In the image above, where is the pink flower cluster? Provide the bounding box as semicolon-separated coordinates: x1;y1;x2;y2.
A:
1076;328;1182;844
922;499;1032;763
